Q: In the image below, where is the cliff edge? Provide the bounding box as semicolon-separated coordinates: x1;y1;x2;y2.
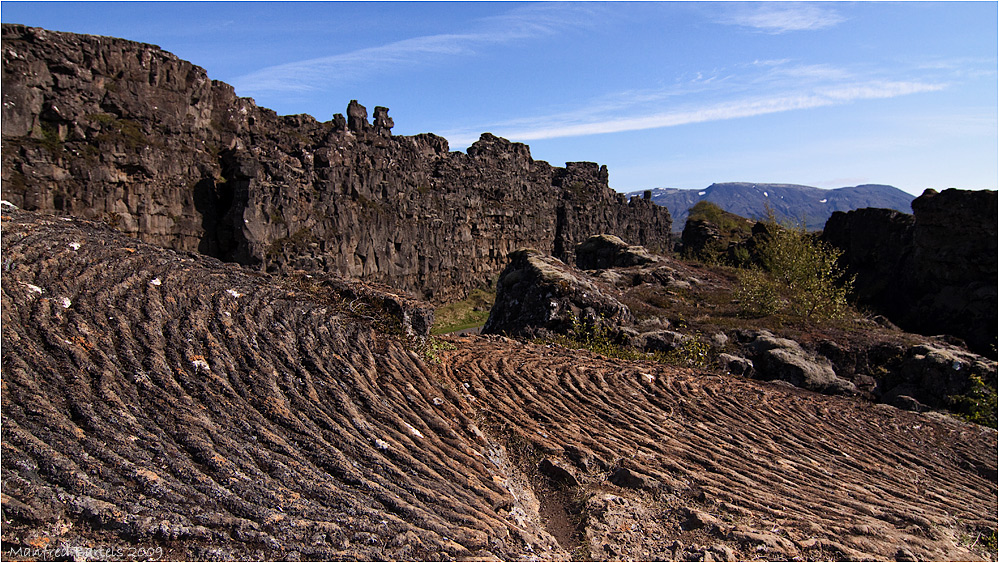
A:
1;23;671;303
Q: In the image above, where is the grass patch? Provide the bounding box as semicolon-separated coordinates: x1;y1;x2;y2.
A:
417;336;458;364
432;287;495;334
540;315;713;369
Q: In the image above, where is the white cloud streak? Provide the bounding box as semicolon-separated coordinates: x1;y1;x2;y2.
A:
233;3;601;94
440;79;946;147
234;33;481;93
717;3;846;34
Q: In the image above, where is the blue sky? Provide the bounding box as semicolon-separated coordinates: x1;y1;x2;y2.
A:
3;2;996;195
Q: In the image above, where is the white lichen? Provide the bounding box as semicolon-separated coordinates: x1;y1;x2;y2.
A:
226;289;243;298
404;422;424;439
191;358;210;373
69;242;81;250
374;439;390;451
24;283;43;294
149;277;162;286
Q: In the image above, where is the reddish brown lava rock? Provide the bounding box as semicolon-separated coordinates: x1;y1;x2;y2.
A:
2;206;996;561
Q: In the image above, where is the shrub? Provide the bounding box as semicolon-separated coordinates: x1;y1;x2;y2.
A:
662;338;712;368
737;215;853;321
948;373;998;428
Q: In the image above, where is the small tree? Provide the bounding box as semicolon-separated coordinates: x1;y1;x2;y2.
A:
737;215;853;321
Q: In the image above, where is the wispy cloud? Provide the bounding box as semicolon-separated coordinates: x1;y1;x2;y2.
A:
233;3;601;94
234;34;481;93
717;3;846;34
438;61;947;147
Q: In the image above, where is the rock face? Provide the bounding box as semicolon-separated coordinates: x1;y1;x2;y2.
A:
824;188;998;356
1;24;671;303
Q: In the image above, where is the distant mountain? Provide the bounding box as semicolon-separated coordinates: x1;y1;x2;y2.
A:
629;183;916;231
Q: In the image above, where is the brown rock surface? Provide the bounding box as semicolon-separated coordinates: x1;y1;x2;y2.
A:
2;207;996;561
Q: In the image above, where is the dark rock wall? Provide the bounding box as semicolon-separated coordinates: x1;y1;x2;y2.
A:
1;24;671;303
824;189;998;356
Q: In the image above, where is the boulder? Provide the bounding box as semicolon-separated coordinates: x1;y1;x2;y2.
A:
747;332;856;395
638;330;689;353
680;219;722;257
575;234;659;270
608;467;658;490
718;353;754;377
482;249;632;339
880;343;998;414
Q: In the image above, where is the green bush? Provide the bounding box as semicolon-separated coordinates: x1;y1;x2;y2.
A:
662;339;712;368
737;216;853;321
948;373;998;428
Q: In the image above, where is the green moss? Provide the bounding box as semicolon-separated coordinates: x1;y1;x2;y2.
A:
6;171;28;194
81;144;102;162
268;207;286;225
90;115;148;151
39;122;63;154
417;336;457;364
86;112;117;126
117;119;147;149
266;227;313;258
432;288;496;335
355;194;382;211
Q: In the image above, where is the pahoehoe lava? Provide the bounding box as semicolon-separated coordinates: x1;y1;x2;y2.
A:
1;207;997;560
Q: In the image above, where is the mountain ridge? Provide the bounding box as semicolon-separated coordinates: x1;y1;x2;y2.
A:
630;182;915;231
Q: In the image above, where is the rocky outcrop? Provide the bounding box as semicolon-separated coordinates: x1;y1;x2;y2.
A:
824;189;997;356
481;249;632;339
1;24;671;303
575;234;659;270
882;343;998;414
679;218;723;256
746;332;857;395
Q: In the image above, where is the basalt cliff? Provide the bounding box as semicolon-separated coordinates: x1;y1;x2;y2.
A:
824;188;998;357
1;23;670;303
